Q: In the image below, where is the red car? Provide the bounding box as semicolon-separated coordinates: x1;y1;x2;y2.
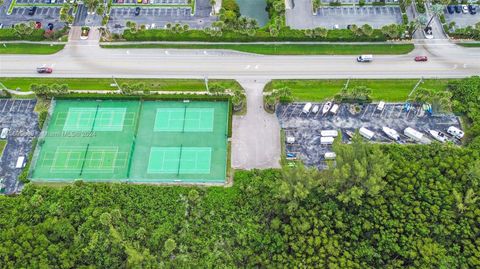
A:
35;21;42;29
36;67;53;73
414;56;428;62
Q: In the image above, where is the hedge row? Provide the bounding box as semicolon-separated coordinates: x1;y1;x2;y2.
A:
0;29;46;41
122;28;388;42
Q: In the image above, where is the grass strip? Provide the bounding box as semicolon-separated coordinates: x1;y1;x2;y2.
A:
101;43;415;55
0;78;240;92
0;140;7;158
457;43;480;47
265;79;453;102
0;43;65;54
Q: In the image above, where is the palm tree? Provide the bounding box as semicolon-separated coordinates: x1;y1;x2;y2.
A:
411;15;428;35
426;4;444;28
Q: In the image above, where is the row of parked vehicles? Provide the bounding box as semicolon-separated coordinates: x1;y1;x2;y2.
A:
446;5;477;15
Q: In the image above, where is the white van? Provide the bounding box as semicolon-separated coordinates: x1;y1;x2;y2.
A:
447;126;464;139
15;156;25;169
359;127;375;140
320;136;335;145
0;128;8;139
357;55;373;62
320;130;338;137
324;152;337;160
302;103;312;114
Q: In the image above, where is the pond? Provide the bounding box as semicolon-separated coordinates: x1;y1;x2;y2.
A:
235;0;269;27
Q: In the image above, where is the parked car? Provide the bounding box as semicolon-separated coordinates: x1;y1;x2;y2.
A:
423;26;433;39
0;23;4;29
415;56;428;62
134;7;141;16
47;23;54;31
35;21;41;29
469;5;477;15
28;6;37;15
137;0;142;3
462;4;468;13
143;0;148;3
446;5;454;14
36;67;53;73
454;5;461;13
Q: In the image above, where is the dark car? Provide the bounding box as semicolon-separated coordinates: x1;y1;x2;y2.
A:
36;67;53;74
414;56;428;62
454;5;461;13
28;6;37;16
47;23;54;31
446;5;454;14
134;7;141;16
469;5;477;14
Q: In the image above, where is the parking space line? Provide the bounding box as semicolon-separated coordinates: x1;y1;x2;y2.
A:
9;100;16;112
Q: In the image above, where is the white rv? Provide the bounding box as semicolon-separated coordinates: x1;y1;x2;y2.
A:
359;127;375;140
447;126;464;139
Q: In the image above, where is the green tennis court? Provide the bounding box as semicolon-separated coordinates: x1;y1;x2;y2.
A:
30;100;228;184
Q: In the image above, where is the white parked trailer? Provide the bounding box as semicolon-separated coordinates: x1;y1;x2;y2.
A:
359;127;375;140
324;152;337;160
377;101;385;111
404;127;431;144
447;126;464;139
302;103;312;114
320;130;339;137
320;136;335;145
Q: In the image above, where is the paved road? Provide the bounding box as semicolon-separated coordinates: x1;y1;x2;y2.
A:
232;80;281;170
0;40;479;79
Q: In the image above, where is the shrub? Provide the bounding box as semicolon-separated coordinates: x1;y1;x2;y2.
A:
359;0;365;6
330;1;341;6
0;28;46;41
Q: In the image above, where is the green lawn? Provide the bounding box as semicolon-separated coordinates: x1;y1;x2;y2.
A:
0;77;242;93
0;43;65;54
0;140;7;158
458;43;480;47
101;43;414;55
265;79;453;102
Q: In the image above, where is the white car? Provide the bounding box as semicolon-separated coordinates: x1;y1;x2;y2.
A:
423;27;433;39
462;5;469;13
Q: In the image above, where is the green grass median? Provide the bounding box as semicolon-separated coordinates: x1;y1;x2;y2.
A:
0;43;65;54
0;77;241;93
265;79;452;102
101;43;415;55
458;43;480;47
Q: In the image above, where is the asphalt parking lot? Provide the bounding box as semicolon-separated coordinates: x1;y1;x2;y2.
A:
286;0;402;29
444;6;480;28
0;99;39;195
15;0;63;4
107;0;215;32
316;6;402;28
276;102;462;169
0;2;65;29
